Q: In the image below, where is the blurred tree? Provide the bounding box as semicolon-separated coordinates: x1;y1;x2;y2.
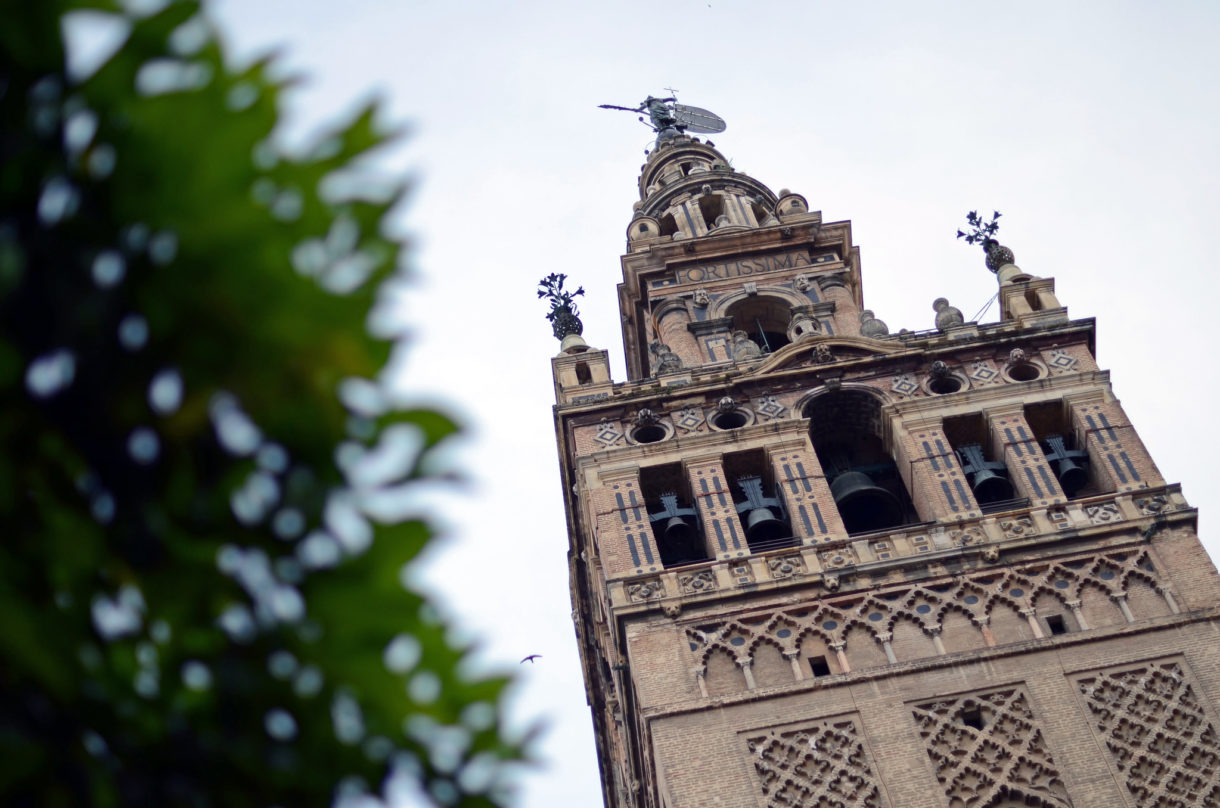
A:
0;1;520;805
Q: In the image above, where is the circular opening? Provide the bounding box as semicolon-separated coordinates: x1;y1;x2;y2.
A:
1007;362;1041;382
712;410;748;430
631;424;667;444
928;376;963;395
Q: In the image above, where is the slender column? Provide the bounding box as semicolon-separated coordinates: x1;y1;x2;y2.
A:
653;299;701;370
1114;595;1135;623
930;629;946;656
975;617;996;647
1067;600;1089;631
878;633;897;664
1021;608;1045;639
831;642;850;673
785;651;805;681
1157;585;1181;614
739;659;756;691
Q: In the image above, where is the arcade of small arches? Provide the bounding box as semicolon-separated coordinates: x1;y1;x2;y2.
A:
687;548;1175;698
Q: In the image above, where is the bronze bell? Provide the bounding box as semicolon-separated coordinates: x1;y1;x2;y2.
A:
734;475;790;547
830;470;904;534
744;506;786;543
955;443;1014;504
662;515;696;545
1043;435;1088;496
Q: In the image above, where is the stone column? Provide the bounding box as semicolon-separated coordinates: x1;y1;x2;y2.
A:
653;298;702;370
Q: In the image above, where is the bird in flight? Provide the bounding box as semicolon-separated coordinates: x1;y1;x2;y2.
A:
521;654;542;664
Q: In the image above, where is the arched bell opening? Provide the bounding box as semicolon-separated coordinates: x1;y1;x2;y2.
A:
1024;401;1094;498
805;390;915;535
723;449;794;552
943;414;1018;511
641;463;708;568
726;296;792;355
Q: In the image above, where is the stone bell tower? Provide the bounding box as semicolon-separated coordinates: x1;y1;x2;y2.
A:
549;120;1220;808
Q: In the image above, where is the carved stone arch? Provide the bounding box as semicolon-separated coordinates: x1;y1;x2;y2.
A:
902;587;947;624
1089;557;1124;587
888;614;939;661
707;285;807;321
747;634;794;689
1076;579;1126;629
1043;563;1085;599
795;379;895;422
1122;571;1173;620
938;602;987;653
986;600;1036;645
951;579;992;613
762;613;803;648
702;646;747;697
841;623;888;670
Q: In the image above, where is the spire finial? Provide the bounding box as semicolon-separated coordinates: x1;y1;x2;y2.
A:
538;273;585;341
956;210;1013;273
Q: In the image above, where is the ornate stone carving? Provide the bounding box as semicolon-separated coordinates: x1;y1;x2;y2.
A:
627;579;665;602
982;546;1000;563
811;343;835;364
858;310;889;338
679;571;716;595
731;331;762;361
594;418;624;448
819;548;853;569
692;288;710;307
933;297;964;329
793;273;813;292
716;396;736;413
632;408;660;427
1008;347;1027;365
891;373;920;397
747;718;883;808
1077;661;1220;808
768;555;804;580
952;526;986;546
1086;502;1122;525
649;341;683;374
1137;494;1173;515
1000;516;1035;539
912;689;1071;808
742;281;758;296
930;360;951;379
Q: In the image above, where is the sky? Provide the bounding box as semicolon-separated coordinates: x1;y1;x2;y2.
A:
207;2;1220;805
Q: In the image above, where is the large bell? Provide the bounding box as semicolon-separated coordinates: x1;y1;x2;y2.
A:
830;471;904;534
1043;435;1089;496
968;467;1015;503
744;506;786;544
662;516;696;545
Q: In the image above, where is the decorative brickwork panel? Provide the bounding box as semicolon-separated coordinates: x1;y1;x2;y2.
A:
912;688;1072;808
989;410;1065;504
591;475;662;577
682;547;1172;696
1070;400;1164;493
900;426;979;520
746;716;884;808
768;444;844;542
1076;660;1220;808
688;458;748;560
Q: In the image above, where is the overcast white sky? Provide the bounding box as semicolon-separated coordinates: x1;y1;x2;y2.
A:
209;2;1220;805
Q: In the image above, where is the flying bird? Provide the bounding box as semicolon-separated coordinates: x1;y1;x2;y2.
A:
521;654;542;664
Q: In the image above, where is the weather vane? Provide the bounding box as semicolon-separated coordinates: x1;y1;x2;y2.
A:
957;210;1015;273
598;94;726;141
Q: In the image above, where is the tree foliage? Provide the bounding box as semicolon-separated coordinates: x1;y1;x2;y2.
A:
0;2;520;805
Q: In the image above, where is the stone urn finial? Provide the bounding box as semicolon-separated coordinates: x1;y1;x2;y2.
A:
859;310;890;338
537;273;585;340
933;298;964;330
730;330;762;361
649;341;683;375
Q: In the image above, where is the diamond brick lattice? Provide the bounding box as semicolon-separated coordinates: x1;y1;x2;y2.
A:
747;717;883;808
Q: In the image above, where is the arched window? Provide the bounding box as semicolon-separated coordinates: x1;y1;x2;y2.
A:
805;390;915;534
726;297;791;354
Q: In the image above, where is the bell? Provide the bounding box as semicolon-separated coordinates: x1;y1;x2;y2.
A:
1042;435;1089;497
662;516;696;545
1053;457;1089;496
830;471;904;534
968;467;1015;504
744;507;786;544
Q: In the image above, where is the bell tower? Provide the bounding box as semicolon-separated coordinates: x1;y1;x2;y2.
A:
549;108;1220;808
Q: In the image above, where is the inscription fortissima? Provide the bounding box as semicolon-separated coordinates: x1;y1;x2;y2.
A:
649;250;838;288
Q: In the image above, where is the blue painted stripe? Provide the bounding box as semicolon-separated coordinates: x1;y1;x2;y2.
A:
713;521;728;553
1121;451;1141;482
626;532;641;567
941;480;958;511
1025;467;1043;498
1005;427;1022;456
615;492;628;524
799;504;814;536
1108;454;1129;484
1038;466;1057;496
